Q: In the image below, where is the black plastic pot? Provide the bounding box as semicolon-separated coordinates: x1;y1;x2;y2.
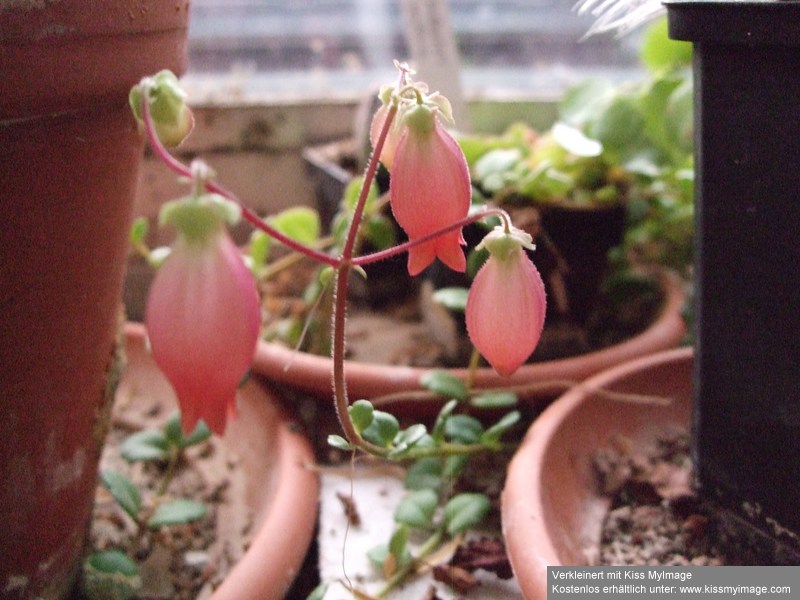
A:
667;0;800;563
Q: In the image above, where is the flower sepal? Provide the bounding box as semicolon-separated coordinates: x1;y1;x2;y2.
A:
159;193;241;245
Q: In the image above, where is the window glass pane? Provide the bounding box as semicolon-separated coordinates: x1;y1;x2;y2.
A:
185;0;643;99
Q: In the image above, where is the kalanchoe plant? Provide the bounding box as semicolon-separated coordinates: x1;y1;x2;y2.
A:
83;412;211;600
130;62;548;594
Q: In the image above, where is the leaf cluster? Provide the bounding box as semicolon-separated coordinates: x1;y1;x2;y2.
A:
83;413;211;600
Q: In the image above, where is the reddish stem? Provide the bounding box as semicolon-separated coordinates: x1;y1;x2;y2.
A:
351;207;509;267
141;95;339;268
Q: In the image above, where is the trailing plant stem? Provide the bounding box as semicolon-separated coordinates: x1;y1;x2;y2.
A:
379;526;445;597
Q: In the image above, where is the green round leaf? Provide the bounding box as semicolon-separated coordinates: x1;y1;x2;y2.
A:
119;429;167;463
444;414;484;445
348;399;375;434
444;493;491;535
100;470;141;521
361;410;400;448
481;410;521;444
181;419;212;448
405;457;444;491
394;489;438;529
419;370;468;401
327;435;355;451
640;16;692;72
82;550;141;600
469;391;518;409
268;207;321;245
85;550;139;577
147;499;207;529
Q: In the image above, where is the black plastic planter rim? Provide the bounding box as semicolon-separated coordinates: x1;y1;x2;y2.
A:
665;0;800;46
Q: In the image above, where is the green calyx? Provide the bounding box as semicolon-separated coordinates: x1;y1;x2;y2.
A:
476;225;535;261
159;194;241;244
403;103;436;135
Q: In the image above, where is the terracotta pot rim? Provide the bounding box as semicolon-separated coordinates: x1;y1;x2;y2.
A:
501;346;693;599
251;269;687;404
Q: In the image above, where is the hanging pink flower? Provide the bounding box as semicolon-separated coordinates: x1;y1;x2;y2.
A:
389;103;471;276
466;226;546;376
145;194;261;435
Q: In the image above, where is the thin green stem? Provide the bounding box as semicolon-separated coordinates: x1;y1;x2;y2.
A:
379;526;446;597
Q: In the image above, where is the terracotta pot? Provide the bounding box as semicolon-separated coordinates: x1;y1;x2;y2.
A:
251;271;687;411
501;347;693;599
0;3;188;597
121;324;318;599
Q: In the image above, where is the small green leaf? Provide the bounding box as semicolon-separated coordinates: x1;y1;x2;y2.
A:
363;214;397;250
268;207;321;245
82;550;141;600
432;399;459;442
163;411;185;448
388;424;430;459
181;419;212;448
394;424;428;448
367;543;391;568
343;176;378;212
552;122;603;157
327;435;355;451
481;411;521;445
361;410;400;448
129;217;149;246
147;499;207;529
100;470;141;521
444;493;491;535
443;454;469;479
119;429;168;463
388;525;410;564
248;230;271;272
85;550;139;578
444;414;484;444
161;411;211;449
405;457;444;491
640;16;692;72
394;489;438;529
348;400;374;434
431;287;469;312
469;391;518;409
420;370;468;401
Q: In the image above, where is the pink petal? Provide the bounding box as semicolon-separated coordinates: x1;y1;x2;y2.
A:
390;119;470;274
465;249;546;376
370;104;402;170
145;231;260;435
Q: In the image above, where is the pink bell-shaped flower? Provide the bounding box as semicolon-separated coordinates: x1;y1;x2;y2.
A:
466;226;546;376
389;103;471;276
145;194;261;435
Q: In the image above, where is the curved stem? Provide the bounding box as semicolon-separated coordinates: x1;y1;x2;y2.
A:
352;207;509;267
329;102;399;455
140;95;339;268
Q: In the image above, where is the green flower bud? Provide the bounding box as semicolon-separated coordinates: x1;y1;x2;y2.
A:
130;70;194;147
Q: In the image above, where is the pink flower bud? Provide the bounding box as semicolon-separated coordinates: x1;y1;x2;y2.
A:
465;227;546;376
389;105;471;275
145;196;261;435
